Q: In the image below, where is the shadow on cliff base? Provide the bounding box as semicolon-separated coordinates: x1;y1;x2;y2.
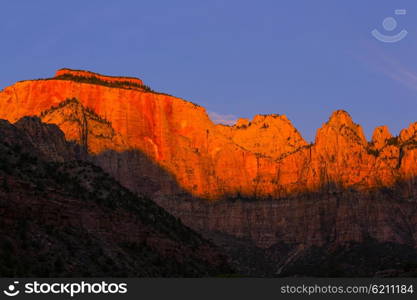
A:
0;122;234;277
6;115;417;278
88;148;417;277
92;149;191;198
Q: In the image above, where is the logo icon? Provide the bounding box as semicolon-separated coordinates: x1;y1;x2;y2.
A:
372;9;408;43
3;281;20;297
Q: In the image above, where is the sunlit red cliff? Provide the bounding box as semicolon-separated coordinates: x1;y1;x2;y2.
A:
3;69;417;276
1;69;417;200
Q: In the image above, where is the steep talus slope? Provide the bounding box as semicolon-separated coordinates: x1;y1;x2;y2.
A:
0;118;231;277
38;97;128;153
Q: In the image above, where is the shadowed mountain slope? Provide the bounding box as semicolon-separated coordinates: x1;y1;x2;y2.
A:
0;117;231;277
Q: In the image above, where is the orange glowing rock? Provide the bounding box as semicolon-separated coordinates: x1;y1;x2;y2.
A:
217;114;308;160
0;69;416;200
372;125;392;150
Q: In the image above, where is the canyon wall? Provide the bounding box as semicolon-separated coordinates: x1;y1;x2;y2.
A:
1;69;417;201
156;188;417;249
2;69;417;256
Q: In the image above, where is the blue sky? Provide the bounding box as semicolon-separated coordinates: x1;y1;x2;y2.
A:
1;0;416;141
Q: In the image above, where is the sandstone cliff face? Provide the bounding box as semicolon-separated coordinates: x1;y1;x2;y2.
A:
3;69;417;276
0;71;287;199
0;70;416;201
372;126;392;150
38;98;128;154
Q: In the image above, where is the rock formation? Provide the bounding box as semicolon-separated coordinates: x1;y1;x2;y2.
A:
55;68;144;86
2;69;417;276
2;69;417;201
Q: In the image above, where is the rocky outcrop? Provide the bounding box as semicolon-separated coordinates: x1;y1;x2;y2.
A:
372;125;392;150
399;122;417;143
55;68;144;87
38;98;128;154
13;116;86;162
216;114;308;159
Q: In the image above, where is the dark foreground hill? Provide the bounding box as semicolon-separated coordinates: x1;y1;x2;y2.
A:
0;117;231;277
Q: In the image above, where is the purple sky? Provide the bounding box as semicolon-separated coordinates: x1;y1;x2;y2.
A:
1;0;416;141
